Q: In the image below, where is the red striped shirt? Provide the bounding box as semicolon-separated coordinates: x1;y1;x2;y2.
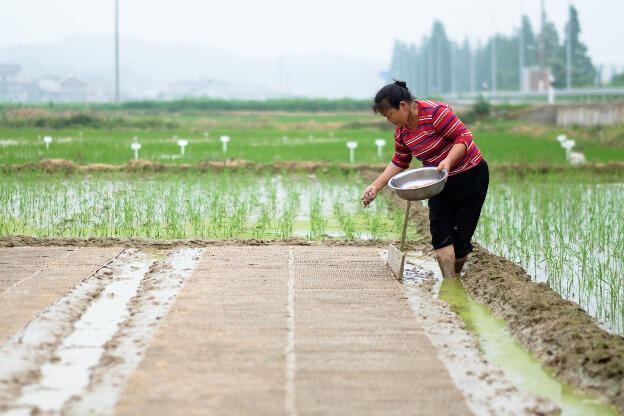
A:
391;100;483;176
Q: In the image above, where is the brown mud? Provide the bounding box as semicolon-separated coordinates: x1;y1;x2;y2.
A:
463;248;624;413
3;158;624;176
405;277;559;416
360;168;624;414
0;235;430;250
0;251;123;409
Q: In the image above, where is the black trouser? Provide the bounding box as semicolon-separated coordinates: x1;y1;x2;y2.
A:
428;160;489;258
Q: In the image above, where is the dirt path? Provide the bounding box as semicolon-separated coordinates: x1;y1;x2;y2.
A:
0;247;122;344
115;246;471;416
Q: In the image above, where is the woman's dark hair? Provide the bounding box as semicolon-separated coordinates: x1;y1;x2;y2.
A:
372;80;414;113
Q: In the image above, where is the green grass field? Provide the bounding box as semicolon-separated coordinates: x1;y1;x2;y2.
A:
3;111;624;166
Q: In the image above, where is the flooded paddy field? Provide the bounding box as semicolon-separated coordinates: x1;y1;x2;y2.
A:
475;172;624;335
0;168;412;241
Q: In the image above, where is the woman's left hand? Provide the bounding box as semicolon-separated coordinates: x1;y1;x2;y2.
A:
437;158;453;173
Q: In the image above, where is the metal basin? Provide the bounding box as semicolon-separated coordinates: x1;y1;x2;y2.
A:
388;167;448;201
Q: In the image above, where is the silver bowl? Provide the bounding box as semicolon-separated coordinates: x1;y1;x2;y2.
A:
387;167;448;201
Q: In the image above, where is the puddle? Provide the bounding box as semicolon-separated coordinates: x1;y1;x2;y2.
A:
378;250;440;284
3;250;154;415
436;278;619;416
63;247;204;416
1;248;204;416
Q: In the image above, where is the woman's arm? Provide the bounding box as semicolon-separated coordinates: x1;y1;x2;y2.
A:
361;162;406;207
437;142;467;173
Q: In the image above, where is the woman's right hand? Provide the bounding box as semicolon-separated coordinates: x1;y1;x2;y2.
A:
361;185;378;208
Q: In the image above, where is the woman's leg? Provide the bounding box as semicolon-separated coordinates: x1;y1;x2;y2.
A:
435;244;457;279
454;256;467;276
450;160;489;277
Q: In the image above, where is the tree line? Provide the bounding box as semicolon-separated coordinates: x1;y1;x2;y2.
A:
390;5;598;95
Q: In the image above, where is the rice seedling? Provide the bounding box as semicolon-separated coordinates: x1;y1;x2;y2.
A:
308;194;327;240
475;173;624;335
0;167;415;243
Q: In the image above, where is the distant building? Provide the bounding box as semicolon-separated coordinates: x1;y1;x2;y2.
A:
162;77;288;100
1;71;115;103
0;64;23;82
521;66;552;92
0;64;40;101
58;76;88;101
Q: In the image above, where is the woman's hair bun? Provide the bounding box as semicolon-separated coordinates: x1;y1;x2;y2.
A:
393;80;407;89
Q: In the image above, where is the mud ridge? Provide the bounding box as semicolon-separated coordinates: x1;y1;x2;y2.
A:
463;248;624;413
0;235;430;251
3;158;624;175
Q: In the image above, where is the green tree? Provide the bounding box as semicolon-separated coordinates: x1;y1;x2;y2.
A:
560;5;596;87
430;21;452;95
496;33;520;90
521;15;538;67
611;71;624;87
539;20;565;88
453;38;473;93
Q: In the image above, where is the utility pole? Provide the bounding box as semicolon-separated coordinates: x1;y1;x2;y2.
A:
114;0;120;102
491;35;496;93
427;39;433;96
566;1;572;90
450;43;455;95
518;2;524;91
470;47;476;93
436;32;442;94
539;0;547;91
278;55;284;90
519;27;524;91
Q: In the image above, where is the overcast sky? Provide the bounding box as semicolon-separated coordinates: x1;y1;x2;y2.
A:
1;0;623;71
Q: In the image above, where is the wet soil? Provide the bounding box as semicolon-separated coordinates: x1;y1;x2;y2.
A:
0;234;432;251
0;251;122;410
359;169;624;414
463;248;624;413
3;158;624;176
399;259;559;416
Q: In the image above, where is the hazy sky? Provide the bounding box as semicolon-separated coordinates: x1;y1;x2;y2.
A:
1;0;623;70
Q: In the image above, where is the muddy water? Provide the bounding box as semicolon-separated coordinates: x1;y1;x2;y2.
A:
437;278;619;416
0;248;204;416
4;252;153;415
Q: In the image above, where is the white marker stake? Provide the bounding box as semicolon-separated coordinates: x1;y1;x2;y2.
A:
131;143;141;160
203;131;209;137
562;139;575;161
220;135;230;153
177;139;188;155
44;136;52;150
375;138;386;158
346;141;358;164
